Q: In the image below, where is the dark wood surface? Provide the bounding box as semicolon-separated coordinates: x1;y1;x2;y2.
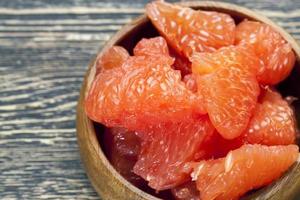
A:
1;0;300;199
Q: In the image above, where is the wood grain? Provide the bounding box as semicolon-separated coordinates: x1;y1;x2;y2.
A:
1;0;300;199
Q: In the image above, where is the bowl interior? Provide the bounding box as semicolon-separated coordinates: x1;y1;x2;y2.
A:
91;2;300;200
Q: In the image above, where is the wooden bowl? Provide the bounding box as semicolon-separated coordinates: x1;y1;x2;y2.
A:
76;1;300;200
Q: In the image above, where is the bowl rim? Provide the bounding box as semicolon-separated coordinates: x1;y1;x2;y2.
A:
76;1;300;200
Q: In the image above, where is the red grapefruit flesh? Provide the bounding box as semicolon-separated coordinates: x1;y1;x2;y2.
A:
192;144;299;200
244;87;296;145
192;46;261;139
133;117;215;191
96;46;129;74
133;36;170;57
146;1;235;58
236;20;296;85
135;36;193;76
196;65;259;139
191;45;263;75
85;39;206;130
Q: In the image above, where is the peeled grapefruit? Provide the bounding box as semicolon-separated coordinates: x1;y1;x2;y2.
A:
192;144;299;200
146;1;235;58
244;87;296;145
236;20;296;85
133;116;214;191
85;39;205;131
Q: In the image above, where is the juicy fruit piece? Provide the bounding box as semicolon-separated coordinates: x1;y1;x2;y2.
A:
96;46;129;73
134;36;193;76
191;46;261;139
103;128;177;199
134;36;192;75
146;1;235;58
133;36;170;57
244;88;296;145
171;181;200;200
133;117;215;191
103;127;144;186
197;65;260;139
236;20;296;85
85;41;205;130
192;144;299;200
191;45;263;75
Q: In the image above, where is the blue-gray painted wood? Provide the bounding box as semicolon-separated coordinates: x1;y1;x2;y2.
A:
0;0;300;199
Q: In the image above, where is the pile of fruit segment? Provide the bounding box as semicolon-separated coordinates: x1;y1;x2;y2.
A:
85;1;299;200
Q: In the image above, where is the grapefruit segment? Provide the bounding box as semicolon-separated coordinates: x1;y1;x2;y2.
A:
197;65;259;139
96;46;129;74
133;117;215;191
192;144;299;200
86;38;206;130
236;20;296;85
244;87;296;145
191;45;263;75
146;1;235;58
133;36;171;57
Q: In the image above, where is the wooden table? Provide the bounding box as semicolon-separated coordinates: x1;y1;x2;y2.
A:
1;0;300;199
